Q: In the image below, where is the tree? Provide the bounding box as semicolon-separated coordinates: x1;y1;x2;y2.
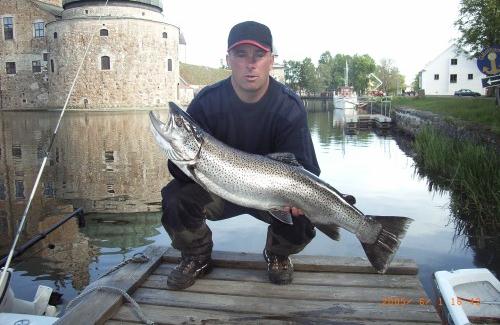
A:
317;51;334;91
299;57;320;94
351;54;376;94
455;0;499;56
376;58;405;95
331;54;352;90
455;0;500;106
412;72;421;91
284;60;302;92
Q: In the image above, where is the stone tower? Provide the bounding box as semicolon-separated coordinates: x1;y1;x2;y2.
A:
46;0;179;109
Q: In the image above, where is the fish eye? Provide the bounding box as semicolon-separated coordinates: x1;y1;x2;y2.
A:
174;115;183;127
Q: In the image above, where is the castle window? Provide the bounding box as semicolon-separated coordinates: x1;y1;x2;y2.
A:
168;59;172;71
50;59;54;73
162;32;167;38
0;179;5;200
468;74;473;80
434;74;439;80
43;53;49;61
451;58;457;65
43;181;55;198
34;22;45;38
15;180;25;199
6;62;16;75
32;60;42;73
450;74;457;83
101;56;110;70
3;17;13;40
100;29;108;36
53;32;57;39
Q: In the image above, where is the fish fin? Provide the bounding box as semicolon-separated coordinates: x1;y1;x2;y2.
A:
315;224;340;241
268;209;294;225
266;152;303;167
360;215;413;274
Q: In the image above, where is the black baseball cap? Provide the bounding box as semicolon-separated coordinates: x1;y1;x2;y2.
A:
227;21;273;52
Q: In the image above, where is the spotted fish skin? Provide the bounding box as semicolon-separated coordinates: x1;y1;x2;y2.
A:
149;103;413;273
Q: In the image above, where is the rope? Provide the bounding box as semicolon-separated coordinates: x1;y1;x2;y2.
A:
59;253;153;325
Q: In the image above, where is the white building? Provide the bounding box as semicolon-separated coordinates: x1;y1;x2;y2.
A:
419;45;484;95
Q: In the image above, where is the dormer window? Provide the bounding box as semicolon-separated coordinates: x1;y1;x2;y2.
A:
100;29;108;36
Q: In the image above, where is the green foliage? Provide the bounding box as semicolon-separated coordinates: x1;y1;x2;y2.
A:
376;58;405;95
455;0;499;56
393;96;500;133
300;57;321;94
317;51;334;91
412;72;421;91
284;60;302;92
351;54;376;94
414;126;500;234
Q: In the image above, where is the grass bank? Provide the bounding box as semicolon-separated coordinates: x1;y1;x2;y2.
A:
413;126;500;234
393;96;500;134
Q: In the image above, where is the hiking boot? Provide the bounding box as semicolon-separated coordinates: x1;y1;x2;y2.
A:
167;254;212;290
263;249;293;285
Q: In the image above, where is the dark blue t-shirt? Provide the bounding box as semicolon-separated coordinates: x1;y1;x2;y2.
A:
168;77;320;181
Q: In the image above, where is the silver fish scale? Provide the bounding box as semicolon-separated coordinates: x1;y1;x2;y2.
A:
191;134;376;241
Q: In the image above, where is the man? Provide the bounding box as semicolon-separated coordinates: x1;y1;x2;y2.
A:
162;21;320;290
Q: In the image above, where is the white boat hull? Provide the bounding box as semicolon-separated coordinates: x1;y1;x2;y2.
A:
333;96;358;109
434;268;500;325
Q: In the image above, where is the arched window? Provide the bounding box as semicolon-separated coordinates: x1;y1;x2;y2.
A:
162;32;167;38
100;29;108;36
101;56;110;70
53;32;57;39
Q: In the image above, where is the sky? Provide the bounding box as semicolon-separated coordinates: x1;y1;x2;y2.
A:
164;0;462;86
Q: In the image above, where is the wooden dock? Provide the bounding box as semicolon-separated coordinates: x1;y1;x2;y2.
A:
56;246;442;324
345;114;392;131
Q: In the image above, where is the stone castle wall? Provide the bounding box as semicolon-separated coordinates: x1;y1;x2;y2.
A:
46;4;179;108
0;0;58;109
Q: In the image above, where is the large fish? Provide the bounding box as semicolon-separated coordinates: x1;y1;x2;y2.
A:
150;102;413;273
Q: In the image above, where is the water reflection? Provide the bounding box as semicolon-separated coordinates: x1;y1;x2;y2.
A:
0;108;495;311
0;111;171;251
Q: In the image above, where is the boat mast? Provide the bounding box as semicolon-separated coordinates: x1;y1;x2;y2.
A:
345;60;348;87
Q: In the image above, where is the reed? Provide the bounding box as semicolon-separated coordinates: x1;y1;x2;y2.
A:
413;126;500;235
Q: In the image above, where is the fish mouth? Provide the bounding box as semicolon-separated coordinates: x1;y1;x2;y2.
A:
149;110;172;139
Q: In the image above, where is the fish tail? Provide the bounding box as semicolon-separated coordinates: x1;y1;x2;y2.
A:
361;215;413;274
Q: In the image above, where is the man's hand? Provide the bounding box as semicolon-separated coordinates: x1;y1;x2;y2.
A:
284;207;304;217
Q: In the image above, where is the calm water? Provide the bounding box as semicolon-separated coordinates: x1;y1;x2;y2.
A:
0;107;492;314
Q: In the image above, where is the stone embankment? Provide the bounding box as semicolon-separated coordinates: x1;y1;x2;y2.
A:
392;107;500;153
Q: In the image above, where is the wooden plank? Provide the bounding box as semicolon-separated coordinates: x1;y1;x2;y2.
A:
163;248;418;275
142;275;426;304
109;303;442;325
131;287;441;323
154;263;421;288
56;245;168;325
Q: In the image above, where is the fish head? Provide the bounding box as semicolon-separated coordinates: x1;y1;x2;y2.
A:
149;102;204;164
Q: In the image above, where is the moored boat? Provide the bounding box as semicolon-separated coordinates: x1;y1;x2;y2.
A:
434;268;500;325
333;61;358;109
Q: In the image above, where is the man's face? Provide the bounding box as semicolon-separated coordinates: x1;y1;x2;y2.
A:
226;44;274;101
